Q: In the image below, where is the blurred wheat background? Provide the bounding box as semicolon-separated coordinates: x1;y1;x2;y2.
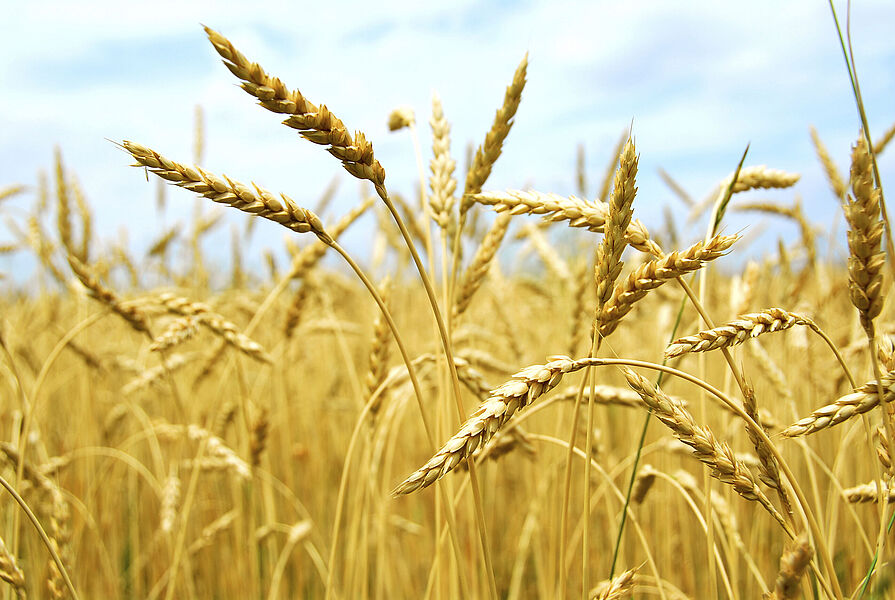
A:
2;2;895;599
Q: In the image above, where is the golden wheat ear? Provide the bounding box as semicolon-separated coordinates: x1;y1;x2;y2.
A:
202;26;386;188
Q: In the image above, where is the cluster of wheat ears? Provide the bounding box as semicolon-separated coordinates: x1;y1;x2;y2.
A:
1;18;895;600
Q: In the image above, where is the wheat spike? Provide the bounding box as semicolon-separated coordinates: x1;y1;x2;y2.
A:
598;235;737;337
623;369;788;529
123;141;330;244
204;26;386;187
782;369;895;437
453;212;512;318
468;189;662;256
665;308;818;358
594;137;638;313
810;126;847;201
844;134;884;336
394;355;586;495
461;53;528;211
428;94;456;229
765;534;813;600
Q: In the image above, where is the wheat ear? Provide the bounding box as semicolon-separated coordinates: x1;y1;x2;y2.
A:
0;533;25;595
468;189;662;256
873;119;895;155
844;134;885;337
842;481;895;503
781;369;895;437
204;26;386;187
0;184;27;204
622;369;788;530
66;254;150;334
592;567;638;599
393;355;588;495
595;137;637;311
123;142;330;243
597;234;738;338
596;132;628;204
149;317;200;353
364;278;392;404
452;212;512;318
765;534;813;600
428;94;456;230
810;126;848;201
461;53;528;209
665;308;818;358
153;293;272;363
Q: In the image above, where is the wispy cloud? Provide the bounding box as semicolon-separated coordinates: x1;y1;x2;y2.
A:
1;0;893;276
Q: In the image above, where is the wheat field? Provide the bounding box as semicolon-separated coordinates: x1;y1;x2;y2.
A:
1;18;895;600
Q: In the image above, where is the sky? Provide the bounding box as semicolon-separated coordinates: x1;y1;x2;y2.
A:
1;0;894;285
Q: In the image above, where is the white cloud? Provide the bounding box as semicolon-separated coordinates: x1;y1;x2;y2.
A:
1;0;893;278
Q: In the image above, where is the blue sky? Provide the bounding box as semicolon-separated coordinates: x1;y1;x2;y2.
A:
1;0;894;283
